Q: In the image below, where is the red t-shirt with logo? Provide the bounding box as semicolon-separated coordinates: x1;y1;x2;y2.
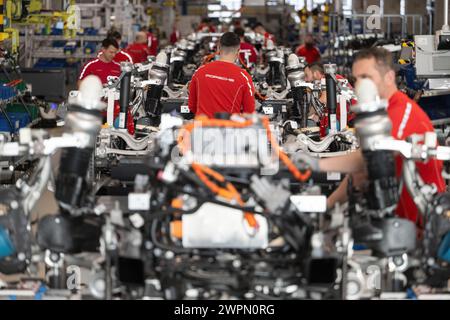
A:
125;43;150;64
188;61;256;118
239;42;258;65
388;91;445;223
296;45;321;64
79;58;121;84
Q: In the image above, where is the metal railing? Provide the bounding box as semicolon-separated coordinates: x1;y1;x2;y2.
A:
329;13;430;38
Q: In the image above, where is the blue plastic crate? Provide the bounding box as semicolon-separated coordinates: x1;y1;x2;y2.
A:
83;28;99;35
34;58;68;68
0;112;31;133
84;42;97;54
64;41;78;55
0;85;16;101
52;40;67;48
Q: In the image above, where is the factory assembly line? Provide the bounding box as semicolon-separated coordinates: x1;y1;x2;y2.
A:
0;0;449;303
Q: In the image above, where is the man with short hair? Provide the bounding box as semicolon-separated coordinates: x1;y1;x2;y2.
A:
296;34;321;65
300;48;445;224
79;38;122;87
304;62;355;124
103;30;133;64
125;32;151;64
188;32;256;118
304;62;325;82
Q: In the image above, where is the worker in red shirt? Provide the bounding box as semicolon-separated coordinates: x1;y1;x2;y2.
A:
102;30;133;64
188;32;256;118
234;27;258;68
124;32;150;64
145;27;159;57
170;24;180;45
197;18;217;33
79;38;122;87
304;62;356;124
296;34;321;65
253;22;276;48
298;48;445;224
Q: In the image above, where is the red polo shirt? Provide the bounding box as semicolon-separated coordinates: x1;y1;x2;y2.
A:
125;43;150;64
296;45;321;64
98;50;133;64
388;91;445;223
188;61;256;118
239;42;258;65
79;58;121;84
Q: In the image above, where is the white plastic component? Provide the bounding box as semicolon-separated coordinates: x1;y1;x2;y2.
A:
287;53;300;68
181;203;268;249
118;113;126;128
0;142;20;156
155;51;168;65
106;89;116;126
290;195;327;213
339;95;347;130
180;105;190;114
262;106;273;115
19;128;32;144
111;202;125;226
159;114;184;131
327;172;341;181
129;213;145;229
329;114;338;134
128;192;151;211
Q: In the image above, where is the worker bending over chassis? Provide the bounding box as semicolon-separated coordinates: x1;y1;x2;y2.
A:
188;32;256;118
297;48;445;225
304;62;354;124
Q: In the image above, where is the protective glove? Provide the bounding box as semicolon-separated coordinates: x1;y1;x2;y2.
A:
250;176;291;214
290;152;320;172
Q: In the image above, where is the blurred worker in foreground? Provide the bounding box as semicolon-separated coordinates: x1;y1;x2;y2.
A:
188;32;256;118
79;38;122;87
125;32;151;64
234;27;258;68
103;30;133;64
296;34;321;65
253;22;276;48
297;48;445;224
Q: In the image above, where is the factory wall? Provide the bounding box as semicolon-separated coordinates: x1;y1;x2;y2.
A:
435;0;450;32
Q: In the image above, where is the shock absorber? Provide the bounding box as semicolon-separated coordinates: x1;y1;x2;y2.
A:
286;54;308;128
118;62;133;130
144;52;169;126
324;63;338;134
55;75;104;211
